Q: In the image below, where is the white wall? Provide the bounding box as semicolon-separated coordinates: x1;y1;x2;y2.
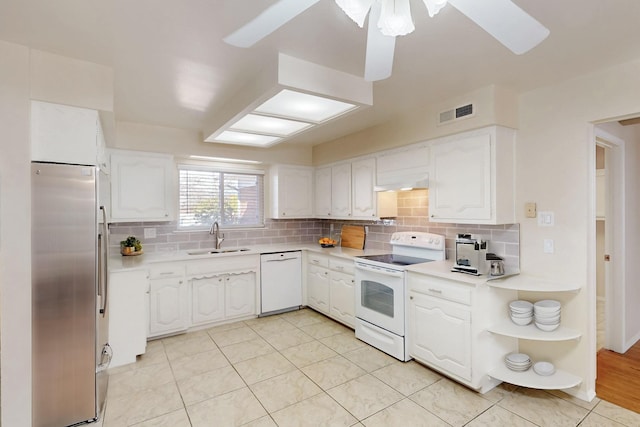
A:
515;60;640;400
0;40;32;427
312;84;518;165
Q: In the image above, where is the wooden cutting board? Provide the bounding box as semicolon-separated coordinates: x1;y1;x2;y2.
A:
340;225;366;249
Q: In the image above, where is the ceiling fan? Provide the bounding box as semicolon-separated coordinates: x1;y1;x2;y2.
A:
223;0;550;81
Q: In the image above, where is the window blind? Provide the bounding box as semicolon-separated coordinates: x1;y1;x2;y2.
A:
178;166;264;228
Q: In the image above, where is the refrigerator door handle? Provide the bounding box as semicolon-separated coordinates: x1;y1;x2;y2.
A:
99;206;109;316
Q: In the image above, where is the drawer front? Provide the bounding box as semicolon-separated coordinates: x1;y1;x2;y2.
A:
329;257;355;275
307;253;329;268
408;273;472;306
186;256;259;277
148;263;185;279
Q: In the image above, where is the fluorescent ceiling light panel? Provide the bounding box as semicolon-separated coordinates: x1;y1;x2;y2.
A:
189;155;262;164
254;89;357;123
213;130;281;147
229;113;312;136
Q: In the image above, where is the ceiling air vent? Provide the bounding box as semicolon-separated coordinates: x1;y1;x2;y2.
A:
438;103;475;125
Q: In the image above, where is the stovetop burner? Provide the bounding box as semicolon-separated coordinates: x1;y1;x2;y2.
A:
356;254;434;266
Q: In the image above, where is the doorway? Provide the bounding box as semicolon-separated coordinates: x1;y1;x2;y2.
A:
593;126;625;354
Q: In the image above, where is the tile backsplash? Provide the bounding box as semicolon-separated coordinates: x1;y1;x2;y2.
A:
109;190;519;269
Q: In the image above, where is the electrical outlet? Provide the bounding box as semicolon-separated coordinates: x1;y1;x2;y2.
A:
543;239;554;254
144;228;156;239
525;202;537;218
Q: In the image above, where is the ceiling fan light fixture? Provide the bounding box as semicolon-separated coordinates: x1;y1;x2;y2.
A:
335;0;374;27
378;0;415;36
422;0;448;17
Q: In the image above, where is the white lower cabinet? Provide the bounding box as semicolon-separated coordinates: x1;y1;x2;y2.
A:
191;275;225;325
147;256;259;339
149;277;189;336
307;263;330;315
407;271;515;393
306;252;355;328
108;269;149;368
409;292;472;381
225;272;256;319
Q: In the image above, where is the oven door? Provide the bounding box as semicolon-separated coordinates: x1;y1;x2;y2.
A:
355;263;405;336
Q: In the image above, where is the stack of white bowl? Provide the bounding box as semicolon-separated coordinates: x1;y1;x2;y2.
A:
533;361;556;376
509;300;533;326
534;300;561;331
505;352;532;372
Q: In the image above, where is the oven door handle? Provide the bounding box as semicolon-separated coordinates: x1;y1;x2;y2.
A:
355;264;405;279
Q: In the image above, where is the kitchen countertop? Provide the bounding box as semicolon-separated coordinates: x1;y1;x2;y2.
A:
109;243;520;285
108;243;387;272
406;260;520;285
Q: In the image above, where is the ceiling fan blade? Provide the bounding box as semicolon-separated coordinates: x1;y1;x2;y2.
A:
448;0;550;55
224;0;322;48
364;1;396;81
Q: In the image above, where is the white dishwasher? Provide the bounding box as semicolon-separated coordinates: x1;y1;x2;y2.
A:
260;251;302;315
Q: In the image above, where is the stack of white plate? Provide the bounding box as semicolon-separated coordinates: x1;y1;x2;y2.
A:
509;300;533;326
534;300;561;331
533;361;556;376
505;352;532;372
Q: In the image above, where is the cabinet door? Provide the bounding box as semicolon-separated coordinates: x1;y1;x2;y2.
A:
225;272;256;319
307;264;330;314
108;270;149;367
191;276;225;325
331;163;352;217
351;158;377;219
270;166;314;218
429;133;491;221
110;151;174;221
149;278;188;336
314;167;332;217
31;100;99;165
408;292;472;381
329;271;355;328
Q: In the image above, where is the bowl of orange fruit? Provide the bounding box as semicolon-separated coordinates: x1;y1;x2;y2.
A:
318;237;338;248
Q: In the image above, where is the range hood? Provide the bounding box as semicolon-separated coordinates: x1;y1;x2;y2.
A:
375;144;430;191
374;172;429;192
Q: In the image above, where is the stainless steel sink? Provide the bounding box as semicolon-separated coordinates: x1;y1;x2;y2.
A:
187;248;251;255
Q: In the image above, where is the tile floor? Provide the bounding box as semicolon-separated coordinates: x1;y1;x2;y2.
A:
102;308;640;427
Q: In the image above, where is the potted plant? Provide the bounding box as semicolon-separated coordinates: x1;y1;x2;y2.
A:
120;236;142;255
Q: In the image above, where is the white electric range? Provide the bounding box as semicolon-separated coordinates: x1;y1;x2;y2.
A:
354;231;445;361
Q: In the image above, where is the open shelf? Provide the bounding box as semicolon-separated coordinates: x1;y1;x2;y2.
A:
488;320;581;341
489;364;582;390
487;274;581;292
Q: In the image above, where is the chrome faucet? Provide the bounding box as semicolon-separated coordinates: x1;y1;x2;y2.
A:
209;221;224;249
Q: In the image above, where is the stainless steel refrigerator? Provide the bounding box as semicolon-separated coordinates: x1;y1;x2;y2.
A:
31;162;111;427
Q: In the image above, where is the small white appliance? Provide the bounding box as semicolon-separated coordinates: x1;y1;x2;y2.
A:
260;251;302;315
354;232;445;361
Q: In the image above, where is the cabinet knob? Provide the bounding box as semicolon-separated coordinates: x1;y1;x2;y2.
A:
282;212;286;216
410;296;413;300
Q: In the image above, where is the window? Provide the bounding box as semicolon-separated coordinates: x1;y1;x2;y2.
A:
178;165;264;229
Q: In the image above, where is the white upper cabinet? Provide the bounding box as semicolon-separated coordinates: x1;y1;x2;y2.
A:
351;158;377;218
314;167;332;218
331;163;352;218
429;126;515;224
314;158;392;220
31;100;106;168
110;150;175;222
269;165;314;219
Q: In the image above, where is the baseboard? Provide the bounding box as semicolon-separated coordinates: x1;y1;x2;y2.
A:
624;331;640;353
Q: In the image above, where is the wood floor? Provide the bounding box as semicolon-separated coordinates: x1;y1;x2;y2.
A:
596;340;640;413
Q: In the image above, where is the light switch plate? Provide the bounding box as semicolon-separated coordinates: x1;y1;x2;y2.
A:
538;211;554;226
